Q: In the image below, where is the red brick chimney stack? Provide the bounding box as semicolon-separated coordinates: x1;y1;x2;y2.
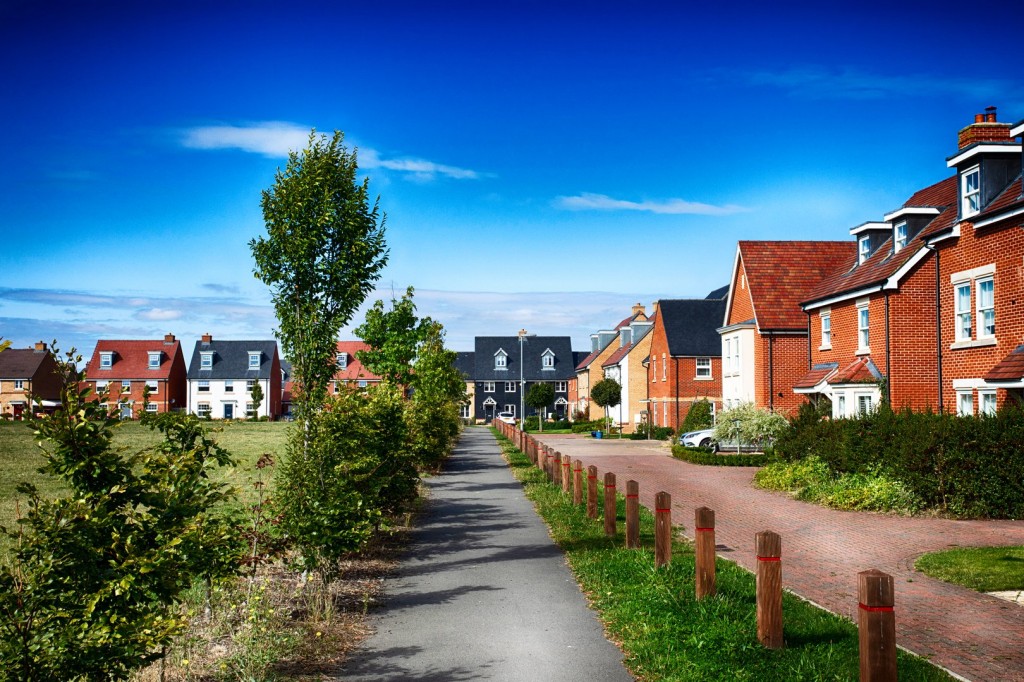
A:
958;107;1012;149
34;341;46;351
201;333;213;343
164;333;176;344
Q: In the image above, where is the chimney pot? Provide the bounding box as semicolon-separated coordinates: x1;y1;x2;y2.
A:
975;113;985;123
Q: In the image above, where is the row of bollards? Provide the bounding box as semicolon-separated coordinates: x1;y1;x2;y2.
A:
496;422;898;681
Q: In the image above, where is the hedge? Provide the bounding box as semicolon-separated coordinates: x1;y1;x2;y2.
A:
671;445;770;467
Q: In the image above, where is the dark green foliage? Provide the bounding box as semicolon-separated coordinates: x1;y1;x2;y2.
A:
775;402;1024;518
525;417;570;431
355;286;432;387
672;444;770;466
0;352;240;681
405;322;466;471
525;382;555;413
571;419;606;434
250;381;264;418
680;398;714;432
591;378;621;409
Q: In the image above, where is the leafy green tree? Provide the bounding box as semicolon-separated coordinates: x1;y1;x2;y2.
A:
250;381;264;419
525;383;555;432
405;322;466;469
0;349;240;681
250;130;388;414
355;286;432;388
139;382;152;419
591;378;621;434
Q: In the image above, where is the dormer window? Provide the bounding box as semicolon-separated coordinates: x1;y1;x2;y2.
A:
541;349;555;370
336;352;348;369
200;351;213;369
248;352;261;369
494;349;507;370
894;222;908;252
858;236;871;264
961;165;980;218
148;352;161;369
99;351;113;369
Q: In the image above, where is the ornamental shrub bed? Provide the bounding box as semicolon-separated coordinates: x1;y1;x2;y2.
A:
774;402;1024;519
671;445;769;467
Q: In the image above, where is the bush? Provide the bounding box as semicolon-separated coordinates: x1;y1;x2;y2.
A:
628;422;674;440
714;402;789;446
671;445;769;466
571;419;606;434
680;399;714;432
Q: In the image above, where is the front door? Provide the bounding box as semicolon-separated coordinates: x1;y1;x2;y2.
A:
120;403;132;420
12;403;24;420
224;403;234;419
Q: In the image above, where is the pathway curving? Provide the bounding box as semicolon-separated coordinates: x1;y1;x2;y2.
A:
338;428;633;681
534;433;1024;682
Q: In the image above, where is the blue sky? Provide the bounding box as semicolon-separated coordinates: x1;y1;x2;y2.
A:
2;1;1022;358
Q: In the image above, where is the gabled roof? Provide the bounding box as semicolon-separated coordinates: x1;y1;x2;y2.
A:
335;341;380;382
601;342;632;368
827;357;882;385
659;298;728;356
472;336;576;381
575;349;601;371
705;285;729;300
85;338;182;379
187;339;279;380
454;351;475;380
973;174;1024;228
792;363;839;391
984;344;1024;384
804;177;958;307
737;240;856;330
0;348;51;379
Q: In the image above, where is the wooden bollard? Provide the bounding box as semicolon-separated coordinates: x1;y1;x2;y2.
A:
551;452;561;484
586;466;598;519
695;507;716;599
655;491;672;567
603;472;617;536
573;461;583;505
756;531;783;649
561;455;571;492
625;480;639;549
858;569;897;682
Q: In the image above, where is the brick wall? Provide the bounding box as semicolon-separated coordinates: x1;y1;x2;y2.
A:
727;260;756;325
754;333;809;415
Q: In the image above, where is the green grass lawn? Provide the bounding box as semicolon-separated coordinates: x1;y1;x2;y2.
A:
0;419;291;536
915;546;1024;592
493;428;951;681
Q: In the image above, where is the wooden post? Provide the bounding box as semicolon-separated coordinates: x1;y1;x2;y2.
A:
695;507;716;599
603;472;617;536
573;460;583;505
755;531;783;649
551;451;561;484
561;455;571;492
655;491;672;568
625;480;639;549
586;466;598;519
858;569;897;682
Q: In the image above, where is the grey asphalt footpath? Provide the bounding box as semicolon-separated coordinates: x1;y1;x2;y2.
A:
337;427;633;681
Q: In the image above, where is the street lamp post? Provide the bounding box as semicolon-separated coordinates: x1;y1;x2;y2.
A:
518;329;534;428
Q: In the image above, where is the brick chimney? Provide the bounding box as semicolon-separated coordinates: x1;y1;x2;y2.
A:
631;302;646;317
34;341;46;351
201;333;212;343
958;107;1012;149
163;333;176;344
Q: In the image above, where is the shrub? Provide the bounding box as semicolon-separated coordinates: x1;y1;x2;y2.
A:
680;399;714;432
672;445;769;466
714;403;789;447
571;419;606;434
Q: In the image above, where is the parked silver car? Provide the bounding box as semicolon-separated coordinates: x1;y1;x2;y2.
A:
679;428;716;449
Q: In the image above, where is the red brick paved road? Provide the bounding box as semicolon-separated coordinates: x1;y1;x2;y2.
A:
532;434;1024;682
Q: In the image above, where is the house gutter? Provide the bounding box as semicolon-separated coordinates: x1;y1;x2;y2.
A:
674;357;680;429
768;332;775;411
924;243;944;412
884;293;892;404
806;312;812;369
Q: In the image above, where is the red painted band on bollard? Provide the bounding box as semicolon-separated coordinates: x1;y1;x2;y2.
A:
858;603;894;613
588;475;597;479
655;508;671;513
605;483;615;488
756;556;781;562
625;494;638;498
695;527;714;532
562;462;570;467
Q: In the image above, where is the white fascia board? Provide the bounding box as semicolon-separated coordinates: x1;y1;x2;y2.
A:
883;206;942;222
722;246;742;328
1011;120;1024;138
802;285;883;311
925;223;961;246
974;204;1024;229
883;246;932;290
849;221;888;236
717;321;757;334
946;143;1022;167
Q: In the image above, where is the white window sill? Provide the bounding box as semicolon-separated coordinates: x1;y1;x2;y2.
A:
950;338;997;350
694;376;713;381
818;344;832;352
856;347;871;356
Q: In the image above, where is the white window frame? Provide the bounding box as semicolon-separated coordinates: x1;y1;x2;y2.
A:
955;281;973;341
961;165;980;218
976;276;994;339
357;380;368;388
145;403;158;413
731;336;740;373
332;380;339;394
858;235;870;264
336;352;347;369
96;380;109;394
504;404;516;416
483;381;495;393
695;357;711;379
651;355;657;382
99;352;113;369
145;380;159;394
198;380;210;393
246;379;255;391
494;350;507;370
505;381;517;393
894;221;908;252
856;393;874;416
662;353;667;381
197;402;211;418
148;352;161;369
200;352;213;369
836;393;846;418
248;352;261;369
555;381;567;393
857;302;870;352
821;311;832;349
13;379;24;390
956;390;974;416
121;380;131;393
541;350;555;369
723;339;731;373
246;402;257;418
224;380;234;393
979;390;997;416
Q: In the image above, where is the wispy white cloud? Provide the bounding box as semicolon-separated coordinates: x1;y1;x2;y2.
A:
180;121;485;181
734;66;1018;101
555;192;749;216
136;308;183;321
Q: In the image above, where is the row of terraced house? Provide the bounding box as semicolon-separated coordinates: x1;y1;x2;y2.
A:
569;109;1024;433
0;335;382;420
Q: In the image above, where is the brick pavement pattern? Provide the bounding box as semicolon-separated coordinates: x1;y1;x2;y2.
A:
532;433;1024;682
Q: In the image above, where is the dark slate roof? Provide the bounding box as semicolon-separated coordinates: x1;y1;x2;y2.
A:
573;351;589;369
705;285;729;300
658;299;728;357
0;348;49;379
454;352;475;380
472;336;576;381
187;339;279;380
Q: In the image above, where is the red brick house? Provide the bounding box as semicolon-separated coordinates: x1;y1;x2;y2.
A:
0;342;63;419
332;341;382;393
83;334;187;418
646;293;726;431
720;241;855;414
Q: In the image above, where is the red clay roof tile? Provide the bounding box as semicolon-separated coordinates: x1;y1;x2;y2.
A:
334;341;381;382
84;339;182;380
984;345;1024;383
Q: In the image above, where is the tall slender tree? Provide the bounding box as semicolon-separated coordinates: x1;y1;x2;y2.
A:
355;286;432;388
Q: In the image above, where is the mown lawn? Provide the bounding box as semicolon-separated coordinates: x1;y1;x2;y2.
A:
915;546;1024;592
0;419;291;539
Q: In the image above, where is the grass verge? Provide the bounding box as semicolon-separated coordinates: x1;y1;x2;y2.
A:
915;546;1024;592
493;429;951;681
